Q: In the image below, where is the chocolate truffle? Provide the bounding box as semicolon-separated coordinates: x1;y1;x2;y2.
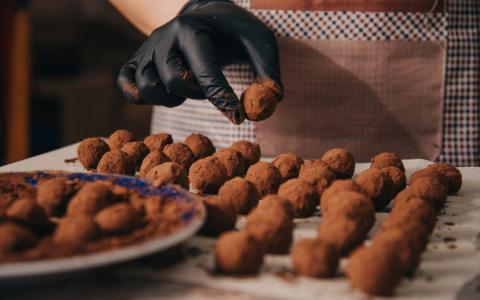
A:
143;196;163;219
121;141;149;170
145;162;189;189
277;178;319;218
347;246;402;296
299;159;331;174
36;177;76;217
245;162;282;197
258;195;295;218
218;177;259;215
201;196;237;236
386;196;436;233
230;140;261;167
383;166;406;194
355;168;395;211
67;182;114;217
189;156;228;194
410;168;448;187
95;203;140;234
0;222;38;253
143;132;173;152
408;176;448;211
77;137;110;169
292;238;339;278
317;217;365;256
272;153;304;181
241;80;278;121
97;150;135;176
215;231;264;274
370;152;405;172
245;201;293;254
162;142;196;170
107;129;135;150
321;148;355;179
298;166;336;196
139;150;170;178
6;198;50;230
213;148;246;178
184;133;215;159
320;180;365;213
380;220;429;253
53;215;100;246
427;162;462;194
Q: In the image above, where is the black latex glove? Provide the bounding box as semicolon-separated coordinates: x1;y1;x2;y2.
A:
117;0;283;124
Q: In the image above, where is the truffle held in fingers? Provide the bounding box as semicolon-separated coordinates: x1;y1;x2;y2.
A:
241;79;279;122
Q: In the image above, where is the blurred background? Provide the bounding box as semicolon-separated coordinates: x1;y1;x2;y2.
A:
0;0;151;166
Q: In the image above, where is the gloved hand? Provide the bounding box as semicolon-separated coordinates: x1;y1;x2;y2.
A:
117;0;283;124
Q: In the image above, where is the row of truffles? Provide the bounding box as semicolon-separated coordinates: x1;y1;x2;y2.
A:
0;177;175;255
346;162;462;296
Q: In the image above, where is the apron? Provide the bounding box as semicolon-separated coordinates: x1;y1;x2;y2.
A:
151;0;480;166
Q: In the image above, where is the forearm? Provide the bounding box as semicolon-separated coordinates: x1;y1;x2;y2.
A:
109;0;188;35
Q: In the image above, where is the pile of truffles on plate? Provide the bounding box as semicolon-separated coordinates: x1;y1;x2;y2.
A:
75;130;462;297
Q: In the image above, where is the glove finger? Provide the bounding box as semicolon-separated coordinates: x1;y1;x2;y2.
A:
117;61;148;104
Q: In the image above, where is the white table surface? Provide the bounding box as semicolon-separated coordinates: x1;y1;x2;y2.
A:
1;144;480;300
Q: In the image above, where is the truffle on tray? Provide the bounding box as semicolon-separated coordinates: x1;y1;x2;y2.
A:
139;150;171;178
218;177;259;215
230;140;260;168
200;196;237;236
143;133;173;152
370;152;405;172
121;141;150;171
277;178;319;218
272;153;304;182
77;137;110;169
184;133;216;159
97;150;136;176
107;129;135;151
162;142;196;170
213;148;246;178
321;148;355;179
145;162;189;189
292;238;339;278
189;156;228;194
245;162;282;197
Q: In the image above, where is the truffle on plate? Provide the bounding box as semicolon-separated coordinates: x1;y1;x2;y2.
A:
408;176;448;211
241;79;279;121
189;156;228;194
36;177;76;217
321;148;355;179
382;166;406;194
145;162;189;189
218;177;259;215
230;140;260;167
292;238;339;278
370;152;405;172
77;137;110;169
184;133;215;159
215;231;264;275
272;153;304;181
0;222;38;253
94;203;140;234
97;150;135;176
427;162;462;194
6;198;50;230
355;168;395;211
277;178;319;218
298;166;336;196
162;142;196;170
67;182;114;217
107;129;135;150
143;133;173;152
139;150;171;178
213;148;246;178
53;215;100;246
121;141;149;170
317;217;365;256
245;162;282;197
320;180;365;213
200;196;237;236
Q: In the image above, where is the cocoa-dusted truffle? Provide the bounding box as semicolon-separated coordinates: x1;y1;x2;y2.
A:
97;150;135;176
298;166;336;196
213;148;246;178
245;162;282;197
143;196;162;219
355;168;395;211
189;156;228;194
162;142;196;170
385;196;436;233
67;182;113;217
277;178;319;218
0;222;38;253
410;168;448;187
347;246;402;296
121;141;149;170
36;178;76;217
53;215;100;246
382;166;406;194
215;231;264;275
408;176;448;211
145;162;189;189
321;148;355;179
272;153;304;181
139;150;170;178
245;201;293;254
299;159;331;174
380;220;429;253
241;80;278;121
292;238;339;278
143;132;173;152
317;217;364;256
427;162;462;194
218;177;259;215
6;198;50;230
230;140;260;167
320;180;365;213
107;129;135;150
77;137;110;169
95;203;140;234
259;195;295;218
201;196;237;236
370;152;405;172
184;133;215;159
